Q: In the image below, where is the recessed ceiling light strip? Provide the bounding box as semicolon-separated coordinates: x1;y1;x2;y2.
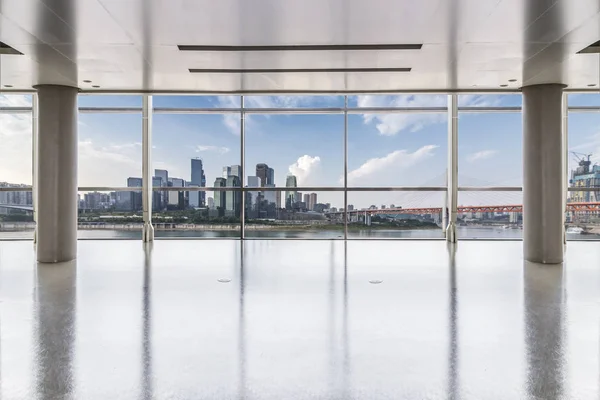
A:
179;44;422;52
189;67;411;73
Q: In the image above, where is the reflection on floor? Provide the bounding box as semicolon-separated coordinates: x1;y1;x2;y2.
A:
1;240;599;400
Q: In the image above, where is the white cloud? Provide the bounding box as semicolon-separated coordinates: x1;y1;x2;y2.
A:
78;139;142;186
357;94;502;136
346;145;438;185
288;155;321;185
196;145;230;154
467;150;497;163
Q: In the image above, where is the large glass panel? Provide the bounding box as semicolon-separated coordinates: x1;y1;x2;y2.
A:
152;113;242;237
568;93;600;107
458;112;522;186
349;94;447;108
348;112;447;187
78;95;142;108
153;189;241;238
78;113;142;187
457;191;523;239
0;95;34;238
244;95;344;108
347;191;445;238
458;94;522;108
566;111;600;240
153;95;241;108
245;114;343;187
78;190;142;239
244;190;344;239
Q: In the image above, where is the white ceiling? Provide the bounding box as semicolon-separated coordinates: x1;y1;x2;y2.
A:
1;0;600;92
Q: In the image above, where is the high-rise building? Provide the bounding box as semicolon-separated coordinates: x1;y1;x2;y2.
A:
223;165;241;179
213;177;227;216
222;166;231;178
154;169;169;210
268;168;275;186
191;158;206;206
127;177;143;211
187;182;200;208
303;193;310;209
309;193;317;211
225;175;241;217
256;163;270;187
275;188;282;209
169;178;185;209
348;204;354;211
152;177;163;211
247;176;261;207
262;183;277;207
285;174;298;209
207;197;214;209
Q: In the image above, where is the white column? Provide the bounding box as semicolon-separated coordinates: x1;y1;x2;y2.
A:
142;95;154;242
446;94;458;242
35;85;78;263
523;84;566;264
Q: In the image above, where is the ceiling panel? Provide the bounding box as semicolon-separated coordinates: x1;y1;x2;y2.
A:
1;0;600;91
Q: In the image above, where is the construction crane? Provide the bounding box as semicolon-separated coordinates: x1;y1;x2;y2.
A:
571;152;593;174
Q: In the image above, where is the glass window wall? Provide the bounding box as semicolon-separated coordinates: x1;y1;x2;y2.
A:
566;94;600;240
9;91;594;241
0;94;34;238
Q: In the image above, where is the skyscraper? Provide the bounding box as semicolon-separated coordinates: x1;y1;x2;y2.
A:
268;168;275;186
223;165;241;179
169;178;185;209
303;193;310;209
154;169;169;210
191;158;206;206
127;177;143;211
285;174;298;209
152;177;162;211
225;175;241;217
256;163;269;187
247;176;261;207
222;166;231;178
309;193;317;211
207;197;214;209
214;177;227;216
187;182;200;208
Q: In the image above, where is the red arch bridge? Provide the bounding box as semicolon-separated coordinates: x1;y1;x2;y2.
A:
326;202;600;216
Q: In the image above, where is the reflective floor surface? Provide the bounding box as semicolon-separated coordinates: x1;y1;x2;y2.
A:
1;240;599;400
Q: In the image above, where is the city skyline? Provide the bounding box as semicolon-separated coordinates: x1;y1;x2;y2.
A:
3;93;600;208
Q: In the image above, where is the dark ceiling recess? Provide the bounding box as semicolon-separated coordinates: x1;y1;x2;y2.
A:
178;44;422;52
0;41;23;55
189;67;411;73
578;40;600;54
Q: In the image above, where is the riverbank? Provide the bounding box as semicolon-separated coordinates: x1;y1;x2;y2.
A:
0;221;441;232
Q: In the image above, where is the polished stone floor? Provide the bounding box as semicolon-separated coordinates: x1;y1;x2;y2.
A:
1;240;599;400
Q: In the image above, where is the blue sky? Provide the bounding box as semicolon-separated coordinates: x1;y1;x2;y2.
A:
1;93;600;208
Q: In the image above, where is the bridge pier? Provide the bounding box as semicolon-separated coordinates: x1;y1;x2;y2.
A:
523;84;566;264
